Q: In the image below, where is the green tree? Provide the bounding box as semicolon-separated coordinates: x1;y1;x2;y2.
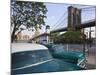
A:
50;32;60;43
54;31;86;44
11;1;47;42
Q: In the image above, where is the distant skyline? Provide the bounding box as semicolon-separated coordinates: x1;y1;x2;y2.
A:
21;2;96;38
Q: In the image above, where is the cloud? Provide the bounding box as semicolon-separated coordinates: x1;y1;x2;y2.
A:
50;16;55;20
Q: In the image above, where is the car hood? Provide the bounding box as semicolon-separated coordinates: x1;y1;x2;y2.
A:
52;51;84;59
12;59;84;74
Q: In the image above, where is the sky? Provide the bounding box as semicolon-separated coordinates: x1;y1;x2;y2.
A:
21;2;96;38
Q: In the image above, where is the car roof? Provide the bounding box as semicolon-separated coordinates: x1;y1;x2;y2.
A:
11;43;48;53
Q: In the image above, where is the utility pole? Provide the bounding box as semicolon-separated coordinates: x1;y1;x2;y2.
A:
81;29;86;55
89;27;92;47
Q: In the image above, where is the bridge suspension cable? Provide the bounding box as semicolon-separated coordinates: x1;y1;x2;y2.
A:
53;17;67;30
52;11;67;30
80;6;96;10
51;6;95;31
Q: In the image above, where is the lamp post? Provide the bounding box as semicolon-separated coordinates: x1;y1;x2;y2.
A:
89;27;94;47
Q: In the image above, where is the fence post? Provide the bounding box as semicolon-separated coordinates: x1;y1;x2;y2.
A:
67;43;69;51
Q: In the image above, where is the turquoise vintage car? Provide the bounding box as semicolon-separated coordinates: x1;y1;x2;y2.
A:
11;43;84;74
44;44;86;68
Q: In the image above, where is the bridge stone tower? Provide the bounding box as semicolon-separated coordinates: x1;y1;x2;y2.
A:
68;6;81;31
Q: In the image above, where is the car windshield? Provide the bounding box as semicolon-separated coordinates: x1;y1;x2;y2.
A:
52;45;65;53
12;50;52;69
